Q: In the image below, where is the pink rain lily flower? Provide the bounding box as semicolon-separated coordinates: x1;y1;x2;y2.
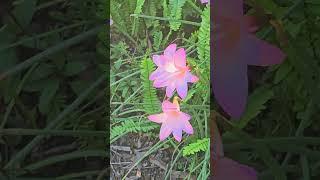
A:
212;0;286;118
147;98;193;142
200;0;209;4
150;44;199;99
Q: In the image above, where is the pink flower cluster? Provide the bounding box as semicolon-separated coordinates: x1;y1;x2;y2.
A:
148;44;199;142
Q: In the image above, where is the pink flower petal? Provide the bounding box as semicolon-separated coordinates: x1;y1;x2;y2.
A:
159;124;172;141
214;158;257;180
183;121;193;134
186;73;199;83
162;100;179;112
165;84;175;98
245;35;286;66
152;55;164;67
174;48;186;68
149;68;163;80
153;80;167;88
176;82;188;99
148;114;165;123
180;112;191;121
212;60;248;119
214;0;243;19
164;44;177;58
172;129;182;142
200;0;208;4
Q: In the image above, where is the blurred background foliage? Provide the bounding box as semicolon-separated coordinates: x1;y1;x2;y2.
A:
0;0;108;179
220;0;320;180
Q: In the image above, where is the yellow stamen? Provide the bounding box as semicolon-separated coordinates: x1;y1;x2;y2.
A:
173;96;181;111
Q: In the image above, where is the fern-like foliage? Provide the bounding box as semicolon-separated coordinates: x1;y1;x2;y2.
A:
141;57;161;114
183;138;209;156
134;0;146;14
168;0;186;31
235;86;274;129
194;7;210;101
152;30;163;51
144;0;162;28
110;0;128;32
132;0;146;35
111;119;158;143
197;7;210;68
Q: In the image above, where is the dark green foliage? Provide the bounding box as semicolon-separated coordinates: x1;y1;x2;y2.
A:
0;0;106;178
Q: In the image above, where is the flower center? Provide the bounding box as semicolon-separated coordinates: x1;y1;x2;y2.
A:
166;62;178;73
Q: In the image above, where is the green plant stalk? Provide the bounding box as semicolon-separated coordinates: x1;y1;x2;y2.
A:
111;86;143;116
16;150;106;176
110;71;140;87
36;0;68;10
280;101;314;172
199;146;210;179
0;26;102;80
130;14;201;27
56;170;100;180
0;128;105;137
301;155;310;180
193;109;205;138
1;63;38;129
0;21;92;51
165;144;183;180
225;137;320;149
4;74;105;170
187;0;203;14
112;23;138;47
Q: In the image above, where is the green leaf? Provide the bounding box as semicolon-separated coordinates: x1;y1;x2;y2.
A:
274;60;292;84
38;79;59;114
63;61;88;76
28;63;54;81
255;0;286;19
12;0;38;29
70;80;92;96
0;27;18;72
